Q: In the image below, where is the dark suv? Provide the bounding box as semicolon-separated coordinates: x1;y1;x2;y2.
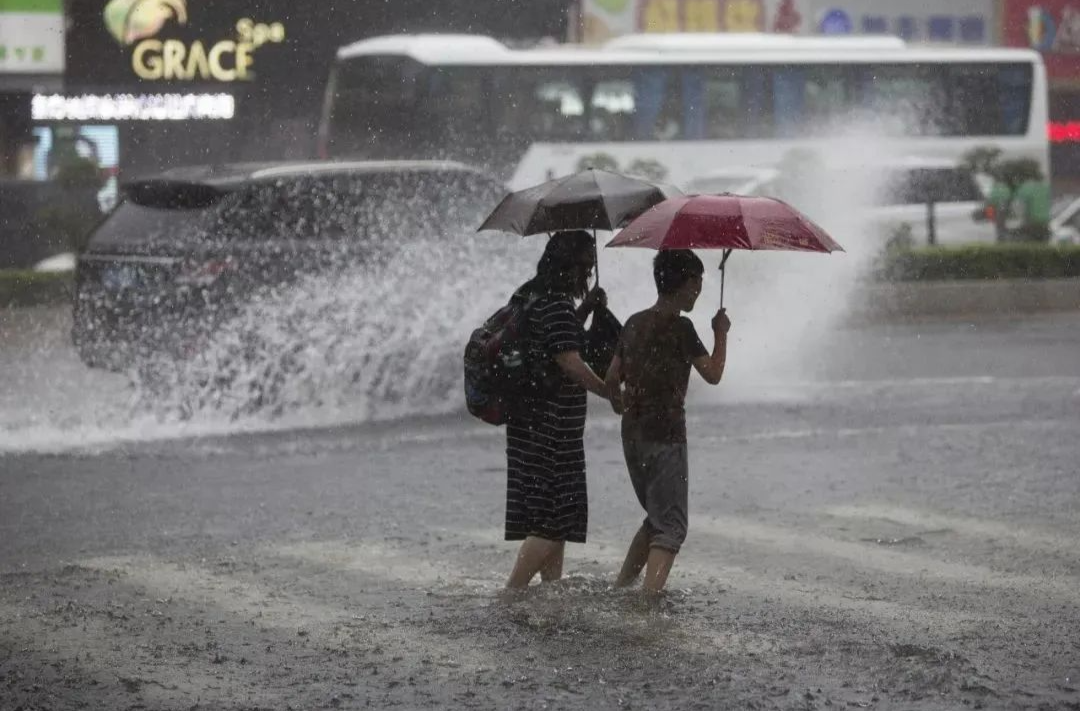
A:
73;161;505;370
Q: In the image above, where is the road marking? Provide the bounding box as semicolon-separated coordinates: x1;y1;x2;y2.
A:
823;503;1080;557
80;555;499;672
270;539;501;590
700;417;1076;445
694;516;1080;605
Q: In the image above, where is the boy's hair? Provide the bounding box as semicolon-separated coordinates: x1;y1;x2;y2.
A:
654;249;705;295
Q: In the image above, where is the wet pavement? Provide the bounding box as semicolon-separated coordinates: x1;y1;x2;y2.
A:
1;308;1079;710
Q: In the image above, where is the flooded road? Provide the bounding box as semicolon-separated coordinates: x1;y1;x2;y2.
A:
2;308;1079;710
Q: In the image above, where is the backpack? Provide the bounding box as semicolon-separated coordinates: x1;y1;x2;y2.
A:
463;293;541;426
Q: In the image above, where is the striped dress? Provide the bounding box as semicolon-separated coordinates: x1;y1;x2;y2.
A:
505;293;589;544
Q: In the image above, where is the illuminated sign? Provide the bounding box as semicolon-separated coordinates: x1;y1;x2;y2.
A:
102;0;285;82
32;93;235;121
1049;120;1080;141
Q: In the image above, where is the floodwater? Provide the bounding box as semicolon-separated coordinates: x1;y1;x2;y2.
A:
3;132;1079;709
2;319;1080;708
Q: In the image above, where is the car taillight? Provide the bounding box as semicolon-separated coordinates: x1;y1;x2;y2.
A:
177;258;232;287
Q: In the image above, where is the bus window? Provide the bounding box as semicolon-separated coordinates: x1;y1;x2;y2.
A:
632;68;680;140
591;79;636;142
496;68;586;142
425;66;493;144
804;67;853;130
702;67;744;139
772;66;854;136
328;56;423;155
772;67;806;138
682;70;706;140
856;65;946;136
946;63;1032;136
946;65;1002;136
996;64;1033;136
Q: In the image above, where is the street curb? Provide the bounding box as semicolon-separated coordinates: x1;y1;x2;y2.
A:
851;278;1080;321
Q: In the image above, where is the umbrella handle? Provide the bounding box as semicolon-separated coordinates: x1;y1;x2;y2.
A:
593;228;600;286
719;249;733;309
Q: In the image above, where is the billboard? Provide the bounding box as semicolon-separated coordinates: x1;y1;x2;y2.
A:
65;0;290;87
580;0;994;45
1003;0;1080;82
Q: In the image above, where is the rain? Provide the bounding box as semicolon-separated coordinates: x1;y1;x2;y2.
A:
1;1;1079;709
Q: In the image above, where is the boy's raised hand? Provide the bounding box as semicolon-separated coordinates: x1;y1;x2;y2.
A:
712;308;731;335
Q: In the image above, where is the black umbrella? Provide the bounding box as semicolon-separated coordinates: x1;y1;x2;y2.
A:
478;169;682;237
478;169;683;282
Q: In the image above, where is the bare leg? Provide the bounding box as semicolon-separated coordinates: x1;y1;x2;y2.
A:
643;547;677;594
507;536;562;589
615;524;652;587
539;541;566;582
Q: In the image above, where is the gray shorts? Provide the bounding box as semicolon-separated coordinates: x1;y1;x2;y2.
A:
622;428;689;553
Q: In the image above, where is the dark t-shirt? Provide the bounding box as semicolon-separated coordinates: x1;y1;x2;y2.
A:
616;309;708;444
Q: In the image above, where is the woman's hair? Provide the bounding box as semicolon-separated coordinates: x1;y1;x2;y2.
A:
654;249;704;295
527;230;595;298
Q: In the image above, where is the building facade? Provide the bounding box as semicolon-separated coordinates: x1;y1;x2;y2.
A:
1000;0;1080;179
0;0;64;179
577;0;998;45
49;0;573;184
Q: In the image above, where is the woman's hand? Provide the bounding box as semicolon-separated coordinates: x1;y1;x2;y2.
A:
609;389;624;415
554;351;607;397
581;286;607;313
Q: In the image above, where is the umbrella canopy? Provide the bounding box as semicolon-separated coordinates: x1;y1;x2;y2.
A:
606;194;844;253
478;169;683;236
606;194;843;307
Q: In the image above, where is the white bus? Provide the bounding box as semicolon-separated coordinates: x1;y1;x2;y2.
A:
318;33;1048;192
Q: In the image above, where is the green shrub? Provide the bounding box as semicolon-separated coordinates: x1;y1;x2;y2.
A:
0;270;73;307
878;243;1080;281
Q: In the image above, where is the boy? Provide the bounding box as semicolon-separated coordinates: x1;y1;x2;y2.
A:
604;250;731;594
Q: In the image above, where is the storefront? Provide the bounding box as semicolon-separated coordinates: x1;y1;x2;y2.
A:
0;0;64;178
577;0;996;45
0;0;67;268
55;0;573;181
1002;0;1080;182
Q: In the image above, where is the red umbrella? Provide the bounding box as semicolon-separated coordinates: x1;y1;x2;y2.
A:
605;194;844;306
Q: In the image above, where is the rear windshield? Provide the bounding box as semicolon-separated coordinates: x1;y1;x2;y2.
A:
86;201;218;250
89;171;504;249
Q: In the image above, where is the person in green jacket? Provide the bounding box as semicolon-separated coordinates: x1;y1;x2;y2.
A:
979;159;1051;242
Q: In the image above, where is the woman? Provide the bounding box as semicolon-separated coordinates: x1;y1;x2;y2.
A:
505;230;612;590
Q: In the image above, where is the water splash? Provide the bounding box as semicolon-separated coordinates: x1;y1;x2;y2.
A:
126;228;540;425
1;125;909;453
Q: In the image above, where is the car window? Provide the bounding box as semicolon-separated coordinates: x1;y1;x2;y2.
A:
1066;206;1080;231
214;171;503;242
879;168;982;205
1052;195;1079;218
89;171;504;249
